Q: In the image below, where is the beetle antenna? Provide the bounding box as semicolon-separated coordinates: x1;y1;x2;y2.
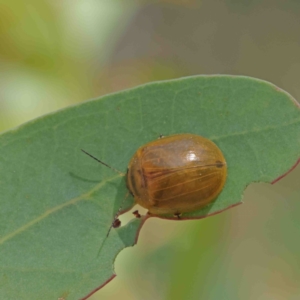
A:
81;149;125;176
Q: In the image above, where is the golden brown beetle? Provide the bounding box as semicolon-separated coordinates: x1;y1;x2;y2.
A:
126;134;227;216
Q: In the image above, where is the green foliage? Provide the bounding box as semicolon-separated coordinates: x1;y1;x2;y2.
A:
0;76;299;299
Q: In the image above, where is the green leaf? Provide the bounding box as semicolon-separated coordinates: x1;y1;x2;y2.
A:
0;75;299;299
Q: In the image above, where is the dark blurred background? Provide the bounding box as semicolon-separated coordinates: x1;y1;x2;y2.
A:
0;1;299;299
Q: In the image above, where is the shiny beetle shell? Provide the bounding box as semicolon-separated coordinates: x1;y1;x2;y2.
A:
126;134;227;215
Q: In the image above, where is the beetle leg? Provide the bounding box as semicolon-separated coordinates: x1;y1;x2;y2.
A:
174;212;182;219
132;210;141;218
112;218;121;228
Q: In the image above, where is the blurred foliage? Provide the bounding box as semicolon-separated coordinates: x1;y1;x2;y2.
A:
0;0;299;300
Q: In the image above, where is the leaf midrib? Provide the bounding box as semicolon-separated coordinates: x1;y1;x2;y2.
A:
0;174;121;246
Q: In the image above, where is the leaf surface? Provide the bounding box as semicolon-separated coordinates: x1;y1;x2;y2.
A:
0;76;299;299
